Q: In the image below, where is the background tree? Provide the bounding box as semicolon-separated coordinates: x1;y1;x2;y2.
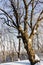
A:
0;0;43;65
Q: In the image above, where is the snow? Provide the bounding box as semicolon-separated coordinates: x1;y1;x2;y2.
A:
0;55;43;65
0;60;43;65
18;58;20;61
34;30;37;34
35;54;40;60
0;60;30;65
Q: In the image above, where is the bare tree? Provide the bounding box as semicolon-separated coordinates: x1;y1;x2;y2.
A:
17;0;21;60
0;0;43;65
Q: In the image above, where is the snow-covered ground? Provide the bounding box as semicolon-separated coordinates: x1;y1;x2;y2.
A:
0;54;43;65
0;60;43;65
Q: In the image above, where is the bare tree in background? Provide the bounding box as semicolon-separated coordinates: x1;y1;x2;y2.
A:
16;0;21;60
0;0;43;65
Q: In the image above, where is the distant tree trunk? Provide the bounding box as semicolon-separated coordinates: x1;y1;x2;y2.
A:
2;51;5;62
17;32;21;60
18;33;21;59
17;0;21;60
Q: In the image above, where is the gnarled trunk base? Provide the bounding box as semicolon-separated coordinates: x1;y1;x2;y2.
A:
24;39;40;65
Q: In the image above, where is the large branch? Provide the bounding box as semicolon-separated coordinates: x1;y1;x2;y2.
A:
23;0;27;6
0;9;24;38
30;0;39;30
28;0;32;6
29;10;43;38
0;8;17;28
23;0;29;32
33;0;39;10
39;0;43;3
10;0;19;27
30;0;34;30
0;17;9;26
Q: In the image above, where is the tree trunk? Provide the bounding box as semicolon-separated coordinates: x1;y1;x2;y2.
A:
18;26;40;65
22;32;39;65
27;40;35;65
31;62;34;65
24;39;35;65
25;38;40;65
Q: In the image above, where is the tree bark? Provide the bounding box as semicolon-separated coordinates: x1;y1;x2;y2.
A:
23;32;40;65
27;40;35;65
